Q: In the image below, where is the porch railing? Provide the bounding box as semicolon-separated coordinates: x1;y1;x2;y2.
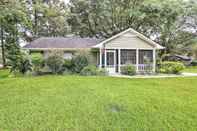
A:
98;64;154;73
120;64;153;72
137;64;153;72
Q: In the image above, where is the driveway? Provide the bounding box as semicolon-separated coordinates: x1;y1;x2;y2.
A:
110;72;197;79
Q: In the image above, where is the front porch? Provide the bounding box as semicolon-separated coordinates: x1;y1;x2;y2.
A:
99;48;156;74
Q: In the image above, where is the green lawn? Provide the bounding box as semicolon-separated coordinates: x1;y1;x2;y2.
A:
0;70;197;130
184;66;197;73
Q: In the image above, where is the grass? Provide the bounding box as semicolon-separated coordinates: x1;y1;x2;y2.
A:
0;69;10;79
184;66;197;73
0;70;197;130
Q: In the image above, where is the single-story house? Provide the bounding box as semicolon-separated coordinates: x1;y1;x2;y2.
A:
24;28;165;74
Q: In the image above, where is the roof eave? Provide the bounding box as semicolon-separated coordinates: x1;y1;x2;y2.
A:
22;47;93;50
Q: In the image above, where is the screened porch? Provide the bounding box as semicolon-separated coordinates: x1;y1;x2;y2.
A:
98;49;156;74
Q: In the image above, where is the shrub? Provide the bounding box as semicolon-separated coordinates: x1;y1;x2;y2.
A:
45;51;64;74
31;53;44;74
80;65;97;76
63;59;73;70
10;52;32;75
80;65;108;76
159;61;185;74
72;54;88;73
190;60;197;66
120;65;136;76
63;69;74;75
97;68;108;76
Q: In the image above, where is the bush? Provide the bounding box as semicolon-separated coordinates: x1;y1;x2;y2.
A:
190;60;197;66
10;52;32;75
63;69;74;75
80;65;108;76
45;51;64;74
80;65;97;76
63;59;73;70
72;54;88;73
97;68;108;76
159;61;185;74
31;53;44;74
120;65;136;76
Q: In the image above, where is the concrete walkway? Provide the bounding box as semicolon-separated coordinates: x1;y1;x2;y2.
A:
110;72;197;79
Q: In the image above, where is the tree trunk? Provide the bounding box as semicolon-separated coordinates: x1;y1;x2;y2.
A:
33;0;38;37
0;24;6;67
34;9;38;36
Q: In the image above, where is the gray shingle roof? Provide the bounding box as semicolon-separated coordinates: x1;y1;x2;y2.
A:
23;37;102;49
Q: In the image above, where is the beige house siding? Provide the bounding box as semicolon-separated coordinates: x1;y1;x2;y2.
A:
74;49;98;65
42;49;98;65
105;31;154;49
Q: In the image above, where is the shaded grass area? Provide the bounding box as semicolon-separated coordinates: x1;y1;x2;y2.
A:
0;71;197;130
184;66;197;73
0;69;10;79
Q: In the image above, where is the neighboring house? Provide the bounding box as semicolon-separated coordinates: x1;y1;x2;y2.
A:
24;28;165;74
163;54;192;65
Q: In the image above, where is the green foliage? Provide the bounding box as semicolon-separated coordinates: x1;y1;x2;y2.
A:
63;59;73;70
19;56;32;74
0;69;9;79
1;0;197;72
30;0;69;37
9;52;32;75
0;0;69;69
0;49;2;64
120;65;136;76
71;54;89;73
1;75;197;130
62;59;75;75
45;51;64;74
63;69;74;76
183;66;197;73
80;65;108;76
98;68;108;76
68;0;196;56
190;60;197;66
0;0;31;67
80;65;97;76
31;53;44;74
159;61;185;74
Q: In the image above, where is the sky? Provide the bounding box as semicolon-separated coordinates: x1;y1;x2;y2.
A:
63;0;70;4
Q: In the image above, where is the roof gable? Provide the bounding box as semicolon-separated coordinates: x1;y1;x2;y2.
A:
94;28;165;49
104;33;155;49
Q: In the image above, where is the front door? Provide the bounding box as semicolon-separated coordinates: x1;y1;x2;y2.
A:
106;50;116;74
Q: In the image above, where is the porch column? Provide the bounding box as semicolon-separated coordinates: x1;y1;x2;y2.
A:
104;48;107;68
99;48;102;68
153;49;156;72
118;49;121;73
136;49;139;72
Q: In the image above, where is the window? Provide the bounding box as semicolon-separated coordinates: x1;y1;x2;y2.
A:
63;52;72;59
107;52;115;66
121;50;136;65
139;50;153;64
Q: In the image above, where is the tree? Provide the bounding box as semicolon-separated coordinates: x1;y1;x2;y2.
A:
26;0;69;38
0;0;30;67
0;0;69;69
0;21;5;67
9;52;32;75
45;51;65;74
68;0;197;56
